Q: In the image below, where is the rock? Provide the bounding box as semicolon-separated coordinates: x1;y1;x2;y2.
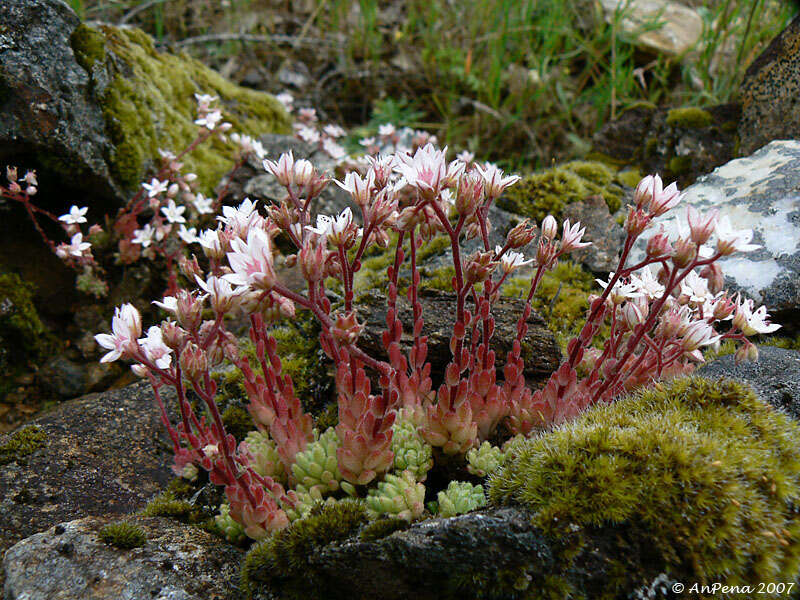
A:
2;516;244;600
560;195;625;273
357;288;562;386
0;0;291;211
599;0;703;56
629;140;800;329
217;133;352;217
699;346;800;420
591;103;740;188
740;13;800;155
0;381;175;583
39;355;87;398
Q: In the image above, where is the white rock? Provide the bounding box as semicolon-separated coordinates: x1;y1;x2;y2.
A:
599;0;703;56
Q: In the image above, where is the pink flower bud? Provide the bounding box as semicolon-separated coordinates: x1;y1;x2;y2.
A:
332;312;364;345
671;238;697;268
620;302;645;330
646;229;672;258
180;342;208;380
506;219;536;249
686;206;718;245
541;215;558;241
624;207;650;237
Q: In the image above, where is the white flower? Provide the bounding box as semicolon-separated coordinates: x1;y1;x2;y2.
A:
196;275;241;313
223;227;276;290
132;224;156;248
153;296;178;314
560;219;591;252
456;150;475;164
65;232;91;257
161;199;187;224
194;93;218;108
305;207;360;242
335;171;374;206
59;205;88;225
715;216;760;255
378;123;396;137
138;325;173;370
295;125;321;144
178;225;199;244
496;246;533;273
192;193;214;214
681;320;721;351
94;303;142;363
142;178;169;198
324;124;346;138
195;109;224;130
275;91;294;112
733;298;781;336
630;268;665;300
198;228;225;259
218;198;261;236
596;273;643;304
263;152;295;187
322;138;347;160
680;270;714;305
476;163;521;198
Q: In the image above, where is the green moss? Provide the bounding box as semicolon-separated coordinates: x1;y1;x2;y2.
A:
616;169;642;189
490;377;800;591
71;24;291;192
98;521;147;550
141;491;202;523
667;155;692;175
69;23;107;71
665;107;713;129
241;499;368;598
221;405;253;442
497;161;625;222
643;137;658;158
0;425;46;466
418;265;456;293
358;518;411;542
0;273;57;370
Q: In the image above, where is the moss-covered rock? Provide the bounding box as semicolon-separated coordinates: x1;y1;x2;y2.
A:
98;521;147;550
496;161;625;222
0;425;46;466
490;377;800;593
70;23;291;192
665;107;713;129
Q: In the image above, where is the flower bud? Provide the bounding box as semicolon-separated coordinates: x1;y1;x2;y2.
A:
506;219;536;249
176;291;204;332
671;238;697;268
180;342;208;380
541;215;558;241
624;207;650;237
464;251;498;285
646;230;672;258
161;321;187;352
294;159;315;187
332;312;364;345
700;262;724;295
620;302;645;330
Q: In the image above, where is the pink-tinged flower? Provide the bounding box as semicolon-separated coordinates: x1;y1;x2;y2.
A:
322;138;347;160
65;232;91;257
178;225;199;244
495;246;534;273
132;224;156;248
94;303;142;363
476;163;521;199
686;206;718;245
732;298;781;336
293;159;315;187
192;193;214;214
634;174;681;216
59;205;88;225
378;123;396;138
298;107;318;123
196;275;241;313
275;91;294;112
335;171;374;206
153;295;178;314
138;325;173;370
560;219;590;253
161;199;187;224
681;320;721;351
263;152;295;187
620;302;645;330
194;93;218;109
142;178;169;198
541;215;558;241
596;273;643;304
680;270;714;306
195;109;224;130
224;227;276;291
324;124;346;138
305;208;361;244
295;124;321;145
456;150;475;165
630;268;665;299
198;228;226;260
645;226;673;258
218;198;262;237
715;216;760;255
394;143;448;197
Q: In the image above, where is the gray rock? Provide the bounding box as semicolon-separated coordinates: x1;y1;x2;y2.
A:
39;355;88;398
740;13;800;155
699;346;800;420
561;195;625;273
0;381;175;584
3;516;244;600
629;140;800;328
0;0;120;205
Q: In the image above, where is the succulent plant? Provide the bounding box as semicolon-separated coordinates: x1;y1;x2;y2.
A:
466;441;505;478
243;430;286;484
215;503;247;544
436;481;486;518
366;470;425;521
391;411;434;481
291;428;343;497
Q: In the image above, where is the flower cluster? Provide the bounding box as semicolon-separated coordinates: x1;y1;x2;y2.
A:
96;141;778;539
